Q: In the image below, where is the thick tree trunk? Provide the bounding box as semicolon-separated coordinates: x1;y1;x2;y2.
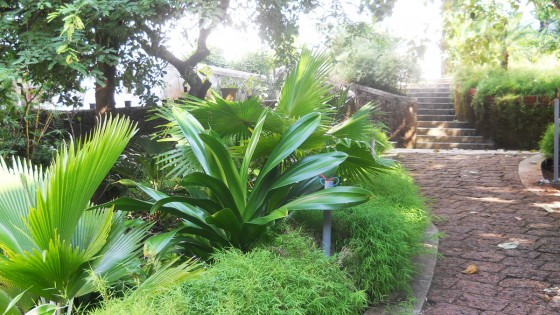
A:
95;62;117;114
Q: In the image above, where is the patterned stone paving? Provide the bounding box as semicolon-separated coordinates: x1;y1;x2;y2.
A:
396;152;560;315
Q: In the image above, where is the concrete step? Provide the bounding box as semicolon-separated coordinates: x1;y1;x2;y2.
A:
417;114;455;121
417;127;477;137
417;103;454;110
415;142;495;150
418;109;455;116
417;121;472;128
416;96;453;104
416;135;488;144
407;88;451;94
407;83;452;89
408;91;451;98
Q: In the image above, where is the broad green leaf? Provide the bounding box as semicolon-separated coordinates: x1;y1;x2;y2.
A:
206;208;242;245
151;196;221;215
199;134;245;210
182;172;241;218
270;152;348;189
25;304;57;315
172;107;211;173
240;111;267;185
144;230;179;258
247;208;288;225
259;112;321;178
283;186;373;211
1;288;25;315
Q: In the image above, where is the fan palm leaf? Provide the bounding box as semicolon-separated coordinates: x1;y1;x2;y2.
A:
0;115;176;311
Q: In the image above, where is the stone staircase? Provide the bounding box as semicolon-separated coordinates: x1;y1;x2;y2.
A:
407;80;494;150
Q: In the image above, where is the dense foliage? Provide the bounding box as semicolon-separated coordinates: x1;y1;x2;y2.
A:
89;229;367;315
540;123;555;158
443;0;560;71
329;23;421;94
453;65;560;148
293;166;429;303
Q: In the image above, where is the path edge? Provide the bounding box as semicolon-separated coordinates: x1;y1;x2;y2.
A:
367;222;439;315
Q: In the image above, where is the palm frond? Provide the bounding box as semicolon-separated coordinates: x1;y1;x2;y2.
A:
335;141;396;184
275;48;334;119
28;115;137;248
327;103;378;142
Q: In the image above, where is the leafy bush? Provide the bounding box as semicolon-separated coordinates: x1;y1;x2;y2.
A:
540;123;555;159
0;103;67;167
292;166;429;304
453;65;560;149
330;23;421;94
88;229;367;315
102;109;372;258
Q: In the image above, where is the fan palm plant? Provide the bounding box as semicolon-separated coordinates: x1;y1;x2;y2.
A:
153;48;394;182
0;116;196;315
100;109;373;257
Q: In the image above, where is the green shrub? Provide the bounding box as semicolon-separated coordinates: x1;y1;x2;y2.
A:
453;65;560;149
330;23;420;94
89;230;367;315
292;166;429;304
540;123;555;158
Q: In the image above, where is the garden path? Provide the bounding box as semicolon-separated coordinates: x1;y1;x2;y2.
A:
395;150;560;315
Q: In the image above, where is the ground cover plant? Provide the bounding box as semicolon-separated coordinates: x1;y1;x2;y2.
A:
89;229;367;315
292;166;429;304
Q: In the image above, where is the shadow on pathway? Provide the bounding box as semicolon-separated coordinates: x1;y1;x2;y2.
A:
395;150;560;315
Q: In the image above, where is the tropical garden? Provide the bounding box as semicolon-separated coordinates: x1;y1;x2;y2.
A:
0;0;434;314
445;0;560;150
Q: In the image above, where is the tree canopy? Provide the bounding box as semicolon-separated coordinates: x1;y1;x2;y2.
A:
443;0;560;71
0;0;398;113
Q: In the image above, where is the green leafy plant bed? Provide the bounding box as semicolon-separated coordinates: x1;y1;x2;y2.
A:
88;229;367;315
291;166;430;305
454;66;560;149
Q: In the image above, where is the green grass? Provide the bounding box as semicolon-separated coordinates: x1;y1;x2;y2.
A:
88;229;367;315
291;166;429;304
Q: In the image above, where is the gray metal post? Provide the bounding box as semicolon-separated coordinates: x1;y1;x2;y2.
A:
322;179;335;256
322;210;332;256
555;93;559;183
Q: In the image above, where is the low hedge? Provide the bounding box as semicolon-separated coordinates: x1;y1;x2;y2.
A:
453;66;560;149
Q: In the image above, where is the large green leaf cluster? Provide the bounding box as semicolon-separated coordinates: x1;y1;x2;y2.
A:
101;49;382;257
0;116;175;313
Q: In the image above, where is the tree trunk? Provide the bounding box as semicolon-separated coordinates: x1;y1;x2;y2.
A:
500;50;509;69
95;62;117;114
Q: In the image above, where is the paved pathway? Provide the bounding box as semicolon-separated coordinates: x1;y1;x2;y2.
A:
396;151;560;315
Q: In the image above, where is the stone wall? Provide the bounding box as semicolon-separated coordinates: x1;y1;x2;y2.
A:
56;107;165;139
350;84;417;148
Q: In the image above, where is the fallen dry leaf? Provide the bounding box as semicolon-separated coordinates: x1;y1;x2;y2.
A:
462;264;479;274
538;293;553;302
542;205;555;213
498;241;519;249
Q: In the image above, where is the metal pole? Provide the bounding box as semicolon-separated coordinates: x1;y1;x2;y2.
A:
322;210;332;256
322;179;335;256
555;89;559;183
